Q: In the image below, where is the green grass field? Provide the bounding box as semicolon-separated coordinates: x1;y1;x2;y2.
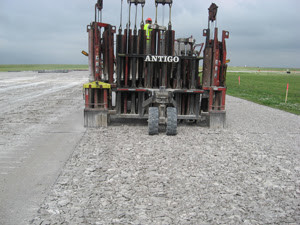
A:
226;71;300;115
0;64;88;72
228;66;300;72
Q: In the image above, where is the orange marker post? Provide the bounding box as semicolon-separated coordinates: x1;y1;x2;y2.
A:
285;83;289;103
238;76;240;85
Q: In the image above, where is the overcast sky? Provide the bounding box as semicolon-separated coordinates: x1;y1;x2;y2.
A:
0;0;299;67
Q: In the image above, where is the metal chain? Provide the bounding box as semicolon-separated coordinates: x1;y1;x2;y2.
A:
168;4;172;29
162;5;165;26
134;4;138;31
119;0;123;30
140;4;144;27
155;3;158;24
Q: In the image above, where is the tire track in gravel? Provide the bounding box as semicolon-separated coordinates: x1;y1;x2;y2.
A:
0;71;88;175
0;81;85;114
0;81;47;93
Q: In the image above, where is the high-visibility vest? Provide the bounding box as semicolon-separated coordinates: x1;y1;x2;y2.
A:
144;24;152;40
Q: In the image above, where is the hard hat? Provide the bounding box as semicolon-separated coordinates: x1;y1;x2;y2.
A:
146;18;152;22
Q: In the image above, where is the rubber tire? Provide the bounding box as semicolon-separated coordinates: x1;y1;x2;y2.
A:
148;107;159;135
166;107;177;135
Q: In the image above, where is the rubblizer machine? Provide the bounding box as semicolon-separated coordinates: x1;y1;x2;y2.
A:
83;0;229;135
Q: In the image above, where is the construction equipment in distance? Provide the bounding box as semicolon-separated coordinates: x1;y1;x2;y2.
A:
83;0;229;135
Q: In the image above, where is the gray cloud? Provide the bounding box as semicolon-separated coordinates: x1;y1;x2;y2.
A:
0;0;299;67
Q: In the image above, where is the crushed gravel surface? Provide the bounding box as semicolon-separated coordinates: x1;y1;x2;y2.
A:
0;71;87;154
31;96;300;224
0;71;88;224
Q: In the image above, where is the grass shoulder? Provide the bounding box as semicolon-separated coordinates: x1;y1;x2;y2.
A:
226;71;300;115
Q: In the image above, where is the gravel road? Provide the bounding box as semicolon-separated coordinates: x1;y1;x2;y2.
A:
0;71;88;224
31;94;300;224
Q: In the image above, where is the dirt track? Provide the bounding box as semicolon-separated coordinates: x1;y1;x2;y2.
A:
26;73;299;224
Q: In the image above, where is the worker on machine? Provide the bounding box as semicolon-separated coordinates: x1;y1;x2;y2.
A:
144;18;152;54
144;18;153;39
